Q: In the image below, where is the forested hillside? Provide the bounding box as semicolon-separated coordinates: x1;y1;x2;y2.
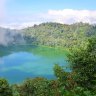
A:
0;22;96;49
23;22;96;48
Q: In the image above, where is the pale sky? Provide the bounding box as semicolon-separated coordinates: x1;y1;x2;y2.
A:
0;0;96;29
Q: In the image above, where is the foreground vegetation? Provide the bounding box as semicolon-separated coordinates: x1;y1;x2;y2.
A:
0;37;96;96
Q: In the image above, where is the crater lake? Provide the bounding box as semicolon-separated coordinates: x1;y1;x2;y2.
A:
0;45;69;84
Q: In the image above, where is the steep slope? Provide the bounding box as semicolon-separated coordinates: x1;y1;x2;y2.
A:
22;22;96;48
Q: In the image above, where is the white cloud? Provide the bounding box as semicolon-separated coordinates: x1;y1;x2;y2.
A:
0;22;41;29
47;9;96;24
1;9;96;29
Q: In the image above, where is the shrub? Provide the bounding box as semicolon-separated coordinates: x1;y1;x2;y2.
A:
0;78;12;96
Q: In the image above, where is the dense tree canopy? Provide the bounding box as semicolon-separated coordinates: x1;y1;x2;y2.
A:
23;22;96;48
0;78;12;96
68;37;96;91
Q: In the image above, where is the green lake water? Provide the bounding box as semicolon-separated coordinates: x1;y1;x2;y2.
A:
0;45;69;84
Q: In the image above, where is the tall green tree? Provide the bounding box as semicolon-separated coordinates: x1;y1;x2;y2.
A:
68;37;96;90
